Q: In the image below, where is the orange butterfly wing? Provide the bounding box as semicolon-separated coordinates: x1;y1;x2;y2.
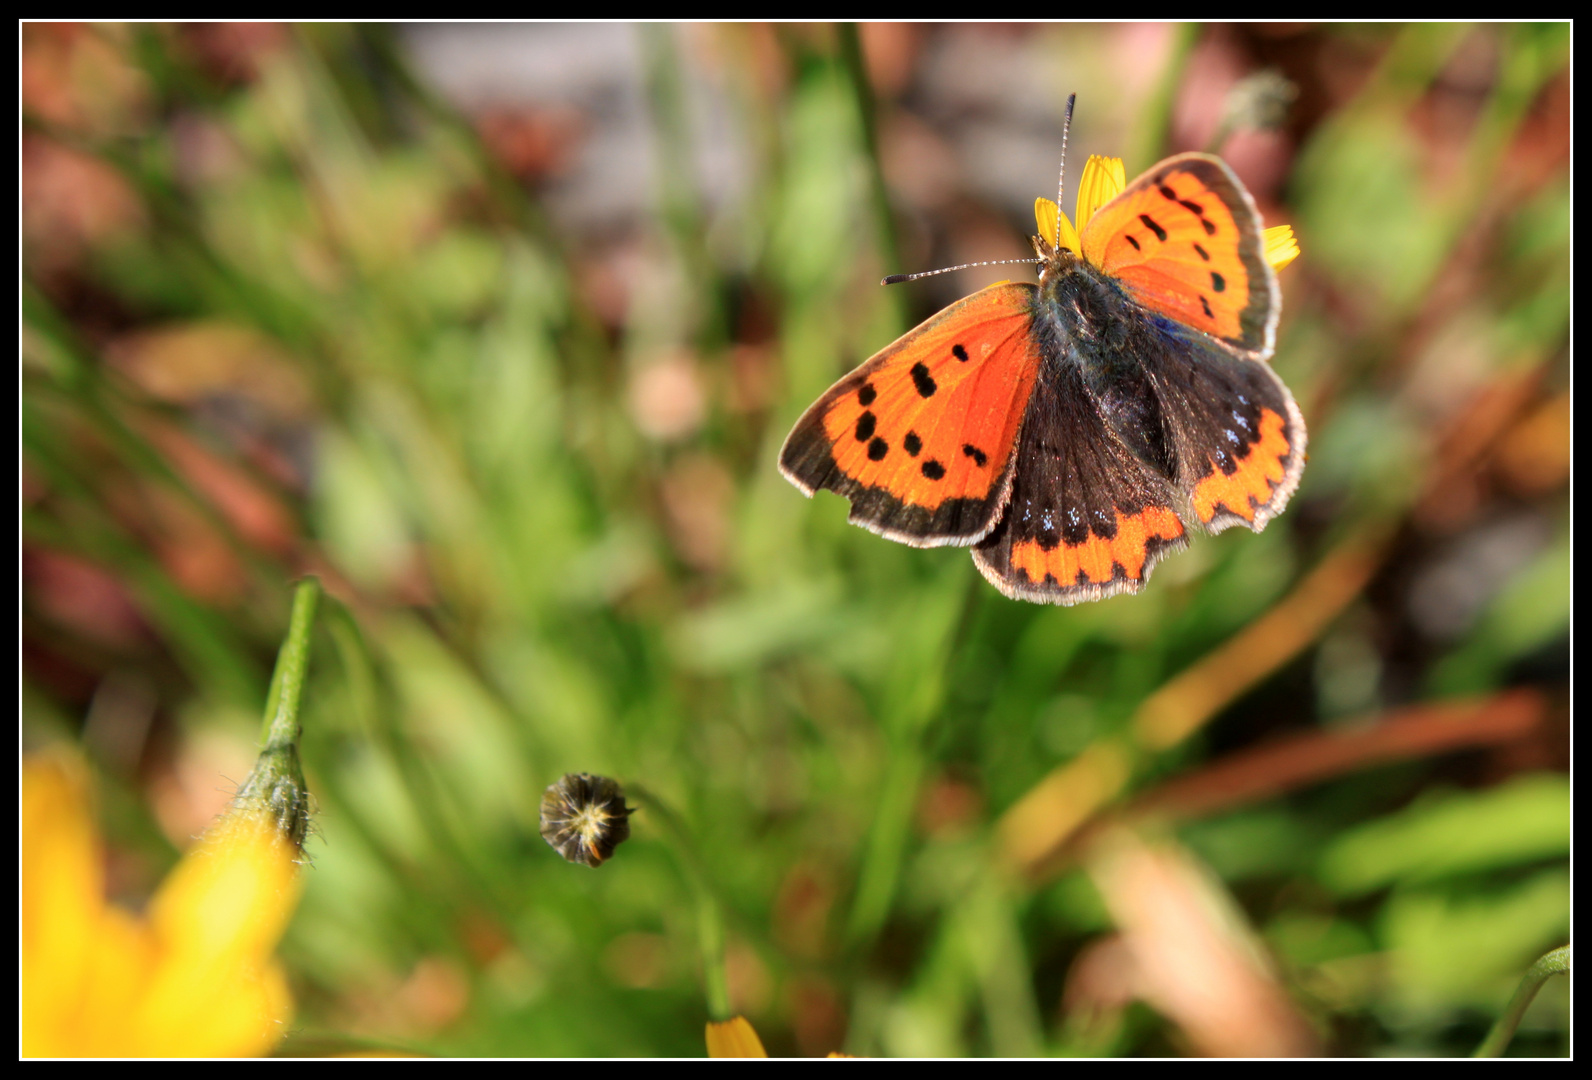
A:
779;283;1044;546
1079;153;1303;534
1081;153;1278;359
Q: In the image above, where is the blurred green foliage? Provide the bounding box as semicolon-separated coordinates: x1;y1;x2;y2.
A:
22;23;1567;1057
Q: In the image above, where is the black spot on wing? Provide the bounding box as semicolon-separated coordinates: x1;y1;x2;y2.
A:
921;459;946;480
911;363;937;398
868;437;888;461
855;412;875;441
1210;272;1226;293
1138;214;1167;243
903;431;922;456
858;382;876;406
952;344;969;362
962;444;988;468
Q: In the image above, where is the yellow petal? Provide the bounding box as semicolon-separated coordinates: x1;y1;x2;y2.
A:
706;1015;769;1057
150;812;302;965
140;812;302;1056
1034;197;1081;255
1075;155;1126;236
72;907;160;1057
1265;224;1300;271
22;754;113;1057
21;754;302;1058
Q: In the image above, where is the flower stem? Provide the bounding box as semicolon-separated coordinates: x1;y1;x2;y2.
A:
260;577;321;749
627;783;732;1022
1473;944;1569;1057
837;22;906;335
238;577;320;848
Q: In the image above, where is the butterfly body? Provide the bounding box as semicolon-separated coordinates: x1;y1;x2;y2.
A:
780;148;1305;605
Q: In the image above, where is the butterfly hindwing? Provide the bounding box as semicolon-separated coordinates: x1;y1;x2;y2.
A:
1081;153;1278;359
1143;321;1307;534
972;356;1188;605
779;282;1044;547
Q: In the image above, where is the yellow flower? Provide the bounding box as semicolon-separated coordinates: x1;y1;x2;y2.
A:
705;1015;857;1058
1035;155;1301;271
706;1015;769;1057
1264;223;1301;271
22;752;302;1057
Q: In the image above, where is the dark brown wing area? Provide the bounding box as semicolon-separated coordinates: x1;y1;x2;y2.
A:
1141;320;1307;534
972;357;1187;605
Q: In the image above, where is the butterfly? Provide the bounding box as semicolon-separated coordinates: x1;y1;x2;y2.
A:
779;97;1305;605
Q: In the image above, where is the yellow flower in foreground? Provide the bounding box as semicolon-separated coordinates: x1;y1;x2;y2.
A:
706;1015;769;1057
22;753;303;1057
1035;155;1301;271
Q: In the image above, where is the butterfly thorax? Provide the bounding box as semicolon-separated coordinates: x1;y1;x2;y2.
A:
1028;236;1176;476
1032;242;1141;352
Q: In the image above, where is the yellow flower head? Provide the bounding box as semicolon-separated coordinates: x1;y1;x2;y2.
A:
1034;155;1300;271
706;1015;769;1057
22;752;303;1057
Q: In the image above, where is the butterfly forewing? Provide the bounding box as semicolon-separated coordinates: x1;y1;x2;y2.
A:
1081;154;1277;359
779;283;1044;547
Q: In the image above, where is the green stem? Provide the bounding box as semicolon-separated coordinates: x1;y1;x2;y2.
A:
844;566;982;950
844;749;926;947
628;783;732;1021
639;24;729;354
261;578;321;749
837;23;906;332
238;578;320;848
1128;22;1201;169
1473;944;1569;1057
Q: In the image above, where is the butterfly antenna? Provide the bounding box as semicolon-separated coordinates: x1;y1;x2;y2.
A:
882;258;1041;286
1055;92;1076;249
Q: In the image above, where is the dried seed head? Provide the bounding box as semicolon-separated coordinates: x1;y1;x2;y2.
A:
539;773;634;867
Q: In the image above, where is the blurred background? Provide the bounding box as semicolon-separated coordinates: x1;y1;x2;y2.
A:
21;23;1568;1057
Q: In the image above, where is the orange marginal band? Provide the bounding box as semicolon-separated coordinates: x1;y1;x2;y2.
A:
1191;407;1291;524
1009;505;1185;588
